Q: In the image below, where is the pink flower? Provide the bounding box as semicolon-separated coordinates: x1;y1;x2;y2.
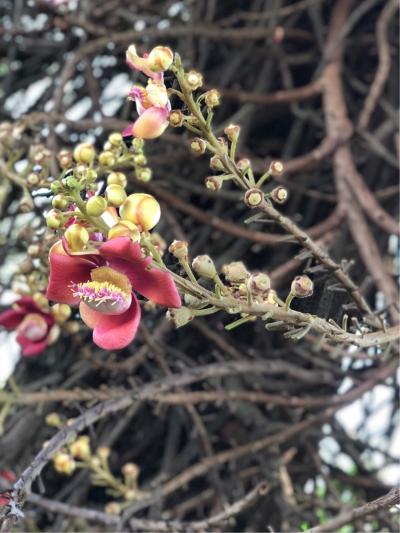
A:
123;82;170;140
46;237;181;350
0;297;55;357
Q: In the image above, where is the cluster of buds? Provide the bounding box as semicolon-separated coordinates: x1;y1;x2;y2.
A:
51;430;145;510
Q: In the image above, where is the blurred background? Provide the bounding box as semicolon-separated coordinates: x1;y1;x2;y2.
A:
0;0;399;531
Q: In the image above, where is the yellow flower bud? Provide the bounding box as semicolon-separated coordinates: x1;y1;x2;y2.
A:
51;303;71;324
146;80;169;108
134;195;161;231
27;172;40;187
105;502;121;515
269;160;284;176
70;436;91;460
271;186;288;204
57;149;73;169
73;143;95;165
99;151;116;167
53;452;76;475
147;46;173;72
86;196;107;216
97;446;111;461
107;171;127;188
64;223;90;252
205;176;224;192
224;124;240;141
105;184;127;207
108;221;141;242
122;462;139;479
209;155;224;171
33;292;49;311
120;193;160;230
191;138;207;155
222;262;250;283
108;132;123;146
136;167;152;182
52;194;68;210
133;154;147;166
291;275;314;298
45;412;62;427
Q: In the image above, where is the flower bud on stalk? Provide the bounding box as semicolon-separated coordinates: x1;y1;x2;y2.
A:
205;175;224;192
269;160;284;176
99;151;116;167
64;224;89;252
27;172;40;187
133;154;147;166
108;132;123;146
191;138;207;155
46;209;63;229
51;303;71;324
53;452;76;475
237;158;251;172
73;143;95;165
169;110;185;127
122;462;140;481
192;255;217;279
107;171;127;188
224;124;240;141
169;240;189;262
136;167;152;182
247;273;271;294
70;436;91;460
105;184;127;207
185;70;203;91
52;194;68;210
244;188;264;208
46;412;62;427
86;196;107;216
270;186;288;204
204;89;221;108
285;275;313;311
120;193;161;231
210;155;225;172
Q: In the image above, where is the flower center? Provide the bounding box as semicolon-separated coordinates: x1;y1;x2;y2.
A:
17;313;48;341
71;266;132;315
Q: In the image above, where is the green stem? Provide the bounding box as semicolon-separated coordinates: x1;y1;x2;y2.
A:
225;315;254;330
284;291;295;311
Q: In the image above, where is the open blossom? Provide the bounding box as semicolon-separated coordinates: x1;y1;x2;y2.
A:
123;80;171;140
46;237;181;350
0;296;55;357
124;45;172;140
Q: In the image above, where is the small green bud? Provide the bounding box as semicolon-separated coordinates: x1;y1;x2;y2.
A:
105;184;127;207
133;154;147;166
46;209;63;229
107;172;127;188
99;151;116;167
136;167;152;182
108;132;123;146
50;181;62;194
132;138;144;151
86;196;107;216
52;194;68;210
65;176;79;189
244;188;264;208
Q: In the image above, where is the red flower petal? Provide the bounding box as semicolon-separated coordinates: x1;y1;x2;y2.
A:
16;334;48;357
122;124;133;137
99;237;181;308
46;242;98;305
79;295;141;350
0;308;25;330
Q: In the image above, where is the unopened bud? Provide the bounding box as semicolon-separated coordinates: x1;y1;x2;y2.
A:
120;193;161;231
169;110;185;127
86;196;107;217
168;240;188;261
105;502;121;515
269;160;284;176
244;188;264;208
167;307;194;328
248;273;271;294
105;184;127;207
224;124;240;141
108;221;141;242
53;453;76;475
264;289;278;305
191;137;207;155
132;138;144;151
133;154;147;166
108;132;123;146
237;158;251;172
27;244;40;257
27;172;40;187
70;436;91;460
46;412;62;427
50;181;63;194
51;303;71;324
107;171;127;188
46;209;63;229
210;155;224;171
291;275;313;298
52;194;68;210
122;462;139;479
57;149;73;169
73;143;95;165
205;175;224;192
65;176;79;189
147;46;174;72
185;70;203;90
99;151;116;167
64;224;89;252
33;292;49;311
222;261;250;283
204;89;221;108
136;167;152;182
97;446;111;461
192;255;217;279
271;186;288;204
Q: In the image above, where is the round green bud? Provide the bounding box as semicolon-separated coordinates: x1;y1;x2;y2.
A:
52;194;68;210
99;151;116;167
86;196;107;216
108;132;123;146
73;143;95;165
